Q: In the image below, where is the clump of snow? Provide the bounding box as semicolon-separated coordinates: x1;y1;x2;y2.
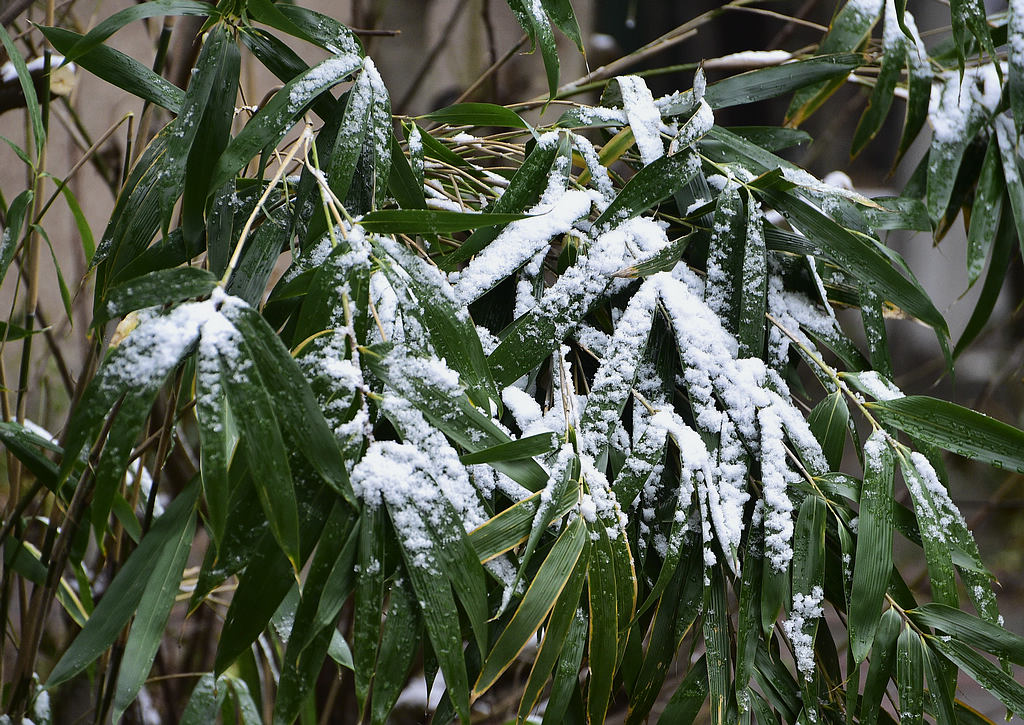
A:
856;370;904;401
783;585;824;680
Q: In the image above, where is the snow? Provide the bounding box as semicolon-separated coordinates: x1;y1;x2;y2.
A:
857;370;904;401
783;585;824;680
929;63;1003;146
450;186;591;304
617;75;667;165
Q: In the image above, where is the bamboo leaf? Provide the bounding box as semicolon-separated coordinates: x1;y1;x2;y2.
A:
928;636;1024;716
423;102;530;129
458;432;556;464
786;0;883;126
360;209;528;234
0;25;44;155
40;25;184;111
64;0;213;61
860;608;901;725
99;267;217;327
593;151;701;230
505;0;559;98
475;515;587;695
868;396;1024;473
910;604;1024;664
850;430;895;662
518;536;589;720
208;55;362;194
706;53;862;110
111;502;196;721
46;483;200;687
587;518;620;725
897;626;925;725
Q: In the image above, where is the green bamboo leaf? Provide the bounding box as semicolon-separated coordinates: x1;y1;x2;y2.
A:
859;608;901;724
735;520;763;710
423;102;530;129
956;206;1014;357
468;484;578;563
64;0;212;61
923;643;957;725
369;580;421;725
180;673;227;724
46;483;200;687
852;5;904;157
656;656;708;725
928;636;1024;716
208;54;362;194
220;339;300;571
518;537;590;720
274;506;359;725
540;0;583;50
0;189;32;286
593;150;701;230
213;479;334;674
786;0;883;126
759;188;947;336
229;305;353;502
729;126;811;152
505;0;559;98
475;515;587;695
896;451;958;608
625;553;703;725
540;607;588;725
807;391;849;471
897;626;925;725
398;531;471;722
704;565;730;725
271;4;364;58
894;11;929;166
966;136;1003;286
864;196;931;232
328;61;391;212
587;518;620;725
738;190;767;358
0;421;62;493
752;641;801;721
791;494;826;712
458;432;556;464
995;114;1024;261
705;53;862;110
868;396;1024;472
57;183;96;264
181;31;240;253
927;70;995;224
352;506;386;711
909;604;1024;664
111;502;196;721
0;25;44;155
152;25;234;239
40;25;184;112
705;182;746;335
850;430;895;662
359;209;528;234
948;0;997;76
388;132;426;210
99;267;217;327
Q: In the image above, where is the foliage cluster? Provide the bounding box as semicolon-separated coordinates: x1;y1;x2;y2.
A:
2;0;1024;723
